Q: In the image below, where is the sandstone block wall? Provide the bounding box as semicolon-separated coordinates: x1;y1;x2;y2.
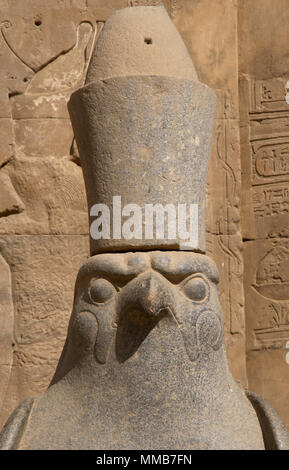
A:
0;0;288;431
239;0;289;430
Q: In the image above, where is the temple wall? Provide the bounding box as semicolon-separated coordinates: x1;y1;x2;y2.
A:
0;0;287;431
239;0;289;430
172;0;246;388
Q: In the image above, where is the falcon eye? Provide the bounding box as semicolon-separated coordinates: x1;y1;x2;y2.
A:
182;276;208;302
89;278;115;304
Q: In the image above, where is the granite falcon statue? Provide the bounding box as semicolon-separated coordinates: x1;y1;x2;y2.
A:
1;251;289;449
1;4;289;450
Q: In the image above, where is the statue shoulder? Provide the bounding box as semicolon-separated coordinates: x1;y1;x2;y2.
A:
0;397;36;450
246;390;289;450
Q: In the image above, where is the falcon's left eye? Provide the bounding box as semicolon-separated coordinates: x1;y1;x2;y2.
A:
182;276;208;302
89;278;116;304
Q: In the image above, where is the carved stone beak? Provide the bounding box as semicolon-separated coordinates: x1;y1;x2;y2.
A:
114;271;176;362
116;271;175;320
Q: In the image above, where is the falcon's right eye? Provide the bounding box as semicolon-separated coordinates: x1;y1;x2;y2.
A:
89;278;116;304
182;275;208;302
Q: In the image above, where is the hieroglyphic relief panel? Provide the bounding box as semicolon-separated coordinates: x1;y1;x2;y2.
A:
252;183;289;239
241;76;289;240
244;238;289;426
244;239;289;350
240;75;289;342
0;234;89;428
207;116;243;330
0;13;98;235
252;138;289;183
206;113;245;385
240;73;289;428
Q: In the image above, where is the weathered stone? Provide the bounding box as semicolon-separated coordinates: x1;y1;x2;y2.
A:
0;1;247;423
173;0;246;384
0;0;288;440
69;75;216;254
238;0;289;428
239;0;289;80
69;5;216;255
0;1;101;426
0;25;33;95
10;92;71;120
0;234;89;429
207;119;241;237
1;14;78;73
0;88;11;118
240;75;289;241
1;4;288;450
0;252;267;449
0;119;14;168
86;5;197;83
244;239;289;430
9;18;95;120
0;172;24;217
247;351;289;432
206;233;246;386
14;119;73;158
0;158;87;235
0;255;14;421
172;0;239;119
